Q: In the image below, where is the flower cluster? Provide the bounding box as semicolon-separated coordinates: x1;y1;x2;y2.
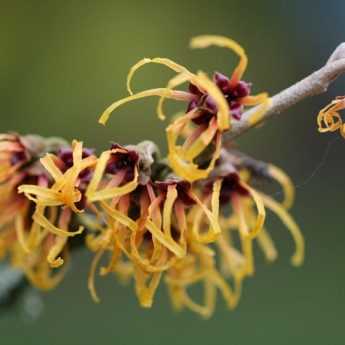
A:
0;35;304;318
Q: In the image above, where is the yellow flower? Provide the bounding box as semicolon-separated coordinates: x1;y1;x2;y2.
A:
98;35;270;182
0;134;77;290
214;164;304;282
86;177;221;308
317;96;345;137
18;141;96;269
166;241;240;319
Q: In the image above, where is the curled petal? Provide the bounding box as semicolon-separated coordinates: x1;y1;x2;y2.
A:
232;196;255;276
162;185;178;238
100;201;138;232
189;179;222;243
239;181;266;238
317;97;345;137
88;249;105;303
208;270;240;310
260;193;304;266
256;227;278;262
25;267;66;291
190;35;248;87
180;118;218;161
126;57;193;95
130;234;176;273
217;234;246;280
149;57;194;75
125;56;198;121
166;270;207;287
167;128;222;182
165;247;216;318
47;236;67;268
146;185;186;257
134;261;164;308
99;88;193;125
172;283;216;319
174;200;187;253
21;250;69;291
33;207;84;238
145;219;185;258
127;58;152;95
267;164;295;209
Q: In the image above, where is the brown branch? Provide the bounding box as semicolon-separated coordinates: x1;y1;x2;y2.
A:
225;42;345;142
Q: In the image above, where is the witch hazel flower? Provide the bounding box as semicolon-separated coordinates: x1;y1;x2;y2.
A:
98;35;271;182
18;141;96;271
317;96;345;137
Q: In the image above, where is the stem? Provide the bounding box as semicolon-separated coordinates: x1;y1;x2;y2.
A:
225;42;345;142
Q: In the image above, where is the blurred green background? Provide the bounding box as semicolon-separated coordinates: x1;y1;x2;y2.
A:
1;1;345;344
